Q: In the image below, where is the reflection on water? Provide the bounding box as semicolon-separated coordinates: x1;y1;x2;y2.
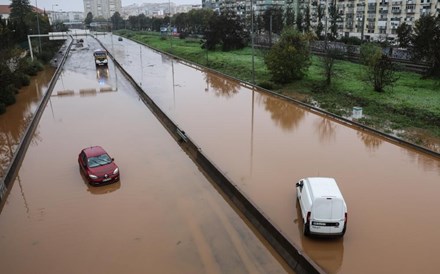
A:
78;166;121;195
204;72;240;97
0;67;54;179
96;67;109;86
404;148;440;174
315;117;336;143
357;131;383;151
295;200;343;274
260;95;306;131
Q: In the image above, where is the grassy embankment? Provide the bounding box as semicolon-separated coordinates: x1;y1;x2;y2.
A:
116;30;440;150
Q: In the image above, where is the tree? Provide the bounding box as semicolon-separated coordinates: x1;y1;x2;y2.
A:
360;43;398;92
263;7;283;35
265;27;311;83
204;9;248;52
396;22;412;48
111;12;124;30
186;9;213;35
296;11;303;32
174;13;188;34
9;0;32;21
322;48;343;86
315;4;324;39
328;3;339;41
370;55;399;92
411;15;440;77
304;6;311;32
284;4;295;28
9;0;33;42
84;12;93;28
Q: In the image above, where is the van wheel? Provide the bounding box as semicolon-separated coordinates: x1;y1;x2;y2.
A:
341;225;347;237
303;222;310;236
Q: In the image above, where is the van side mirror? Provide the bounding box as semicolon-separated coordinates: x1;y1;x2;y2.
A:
296;181;304;188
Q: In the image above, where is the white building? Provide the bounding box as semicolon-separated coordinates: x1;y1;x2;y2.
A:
83;0;122;19
203;0;440;41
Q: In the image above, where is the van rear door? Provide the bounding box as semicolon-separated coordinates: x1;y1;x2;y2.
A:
310;197;345;234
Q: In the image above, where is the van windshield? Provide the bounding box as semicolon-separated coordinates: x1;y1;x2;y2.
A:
312;198;344;220
94;51;106;57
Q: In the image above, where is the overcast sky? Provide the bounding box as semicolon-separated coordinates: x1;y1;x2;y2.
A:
0;0;201;12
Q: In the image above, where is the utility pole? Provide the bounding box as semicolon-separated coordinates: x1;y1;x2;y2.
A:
251;0;255;84
35;0;42;53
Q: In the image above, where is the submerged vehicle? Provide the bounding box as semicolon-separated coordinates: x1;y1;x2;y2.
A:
78;146;120;186
296;177;347;237
93;49;108;67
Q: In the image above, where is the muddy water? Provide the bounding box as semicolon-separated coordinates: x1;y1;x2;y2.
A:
0;67;55;179
0;37;289;274
99;35;440;273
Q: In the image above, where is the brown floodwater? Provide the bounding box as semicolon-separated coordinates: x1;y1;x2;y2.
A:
0;37;290;274
97;34;440;273
0;67;55;179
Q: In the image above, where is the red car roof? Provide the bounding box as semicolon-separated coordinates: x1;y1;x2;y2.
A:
83;146;107;157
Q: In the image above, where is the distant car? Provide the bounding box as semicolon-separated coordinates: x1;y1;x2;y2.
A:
78;146;119;186
118;37;123;41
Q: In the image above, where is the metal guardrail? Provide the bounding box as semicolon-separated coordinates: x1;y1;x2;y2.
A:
0;37;74;205
95;36;326;274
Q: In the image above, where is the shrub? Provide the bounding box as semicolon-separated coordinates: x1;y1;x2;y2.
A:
0;85;17;106
265;27;311;84
0;103;6;115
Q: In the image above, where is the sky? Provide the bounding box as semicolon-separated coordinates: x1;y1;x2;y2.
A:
0;0;201;12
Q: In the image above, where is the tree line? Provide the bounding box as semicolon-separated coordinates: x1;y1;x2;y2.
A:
90;5;439;92
0;0;64;114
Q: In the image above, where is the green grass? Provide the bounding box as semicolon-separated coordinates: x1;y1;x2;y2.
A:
116;30;440;147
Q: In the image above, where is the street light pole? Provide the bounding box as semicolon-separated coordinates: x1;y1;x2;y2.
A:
251;0;255;84
35;0;42;53
52;4;58;30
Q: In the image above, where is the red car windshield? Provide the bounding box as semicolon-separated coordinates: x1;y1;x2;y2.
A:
87;154;112;168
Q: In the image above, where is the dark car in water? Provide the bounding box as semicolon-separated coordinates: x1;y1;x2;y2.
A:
78;146;119;186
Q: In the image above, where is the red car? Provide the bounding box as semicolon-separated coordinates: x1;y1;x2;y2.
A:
78;146;120;186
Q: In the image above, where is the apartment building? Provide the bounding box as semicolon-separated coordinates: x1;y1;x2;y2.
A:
299;0;440;41
204;0;439;41
83;0;122;19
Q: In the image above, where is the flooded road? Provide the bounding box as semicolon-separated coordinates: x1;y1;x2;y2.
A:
98;34;440;273
0;38;289;274
0;67;55;178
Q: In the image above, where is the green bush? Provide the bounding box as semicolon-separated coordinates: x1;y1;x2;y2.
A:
20;59;43;76
0;85;17;106
265;28;311;84
19;74;31;86
0;103;6;115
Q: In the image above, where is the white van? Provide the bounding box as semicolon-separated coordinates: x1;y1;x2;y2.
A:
296;177;347;237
